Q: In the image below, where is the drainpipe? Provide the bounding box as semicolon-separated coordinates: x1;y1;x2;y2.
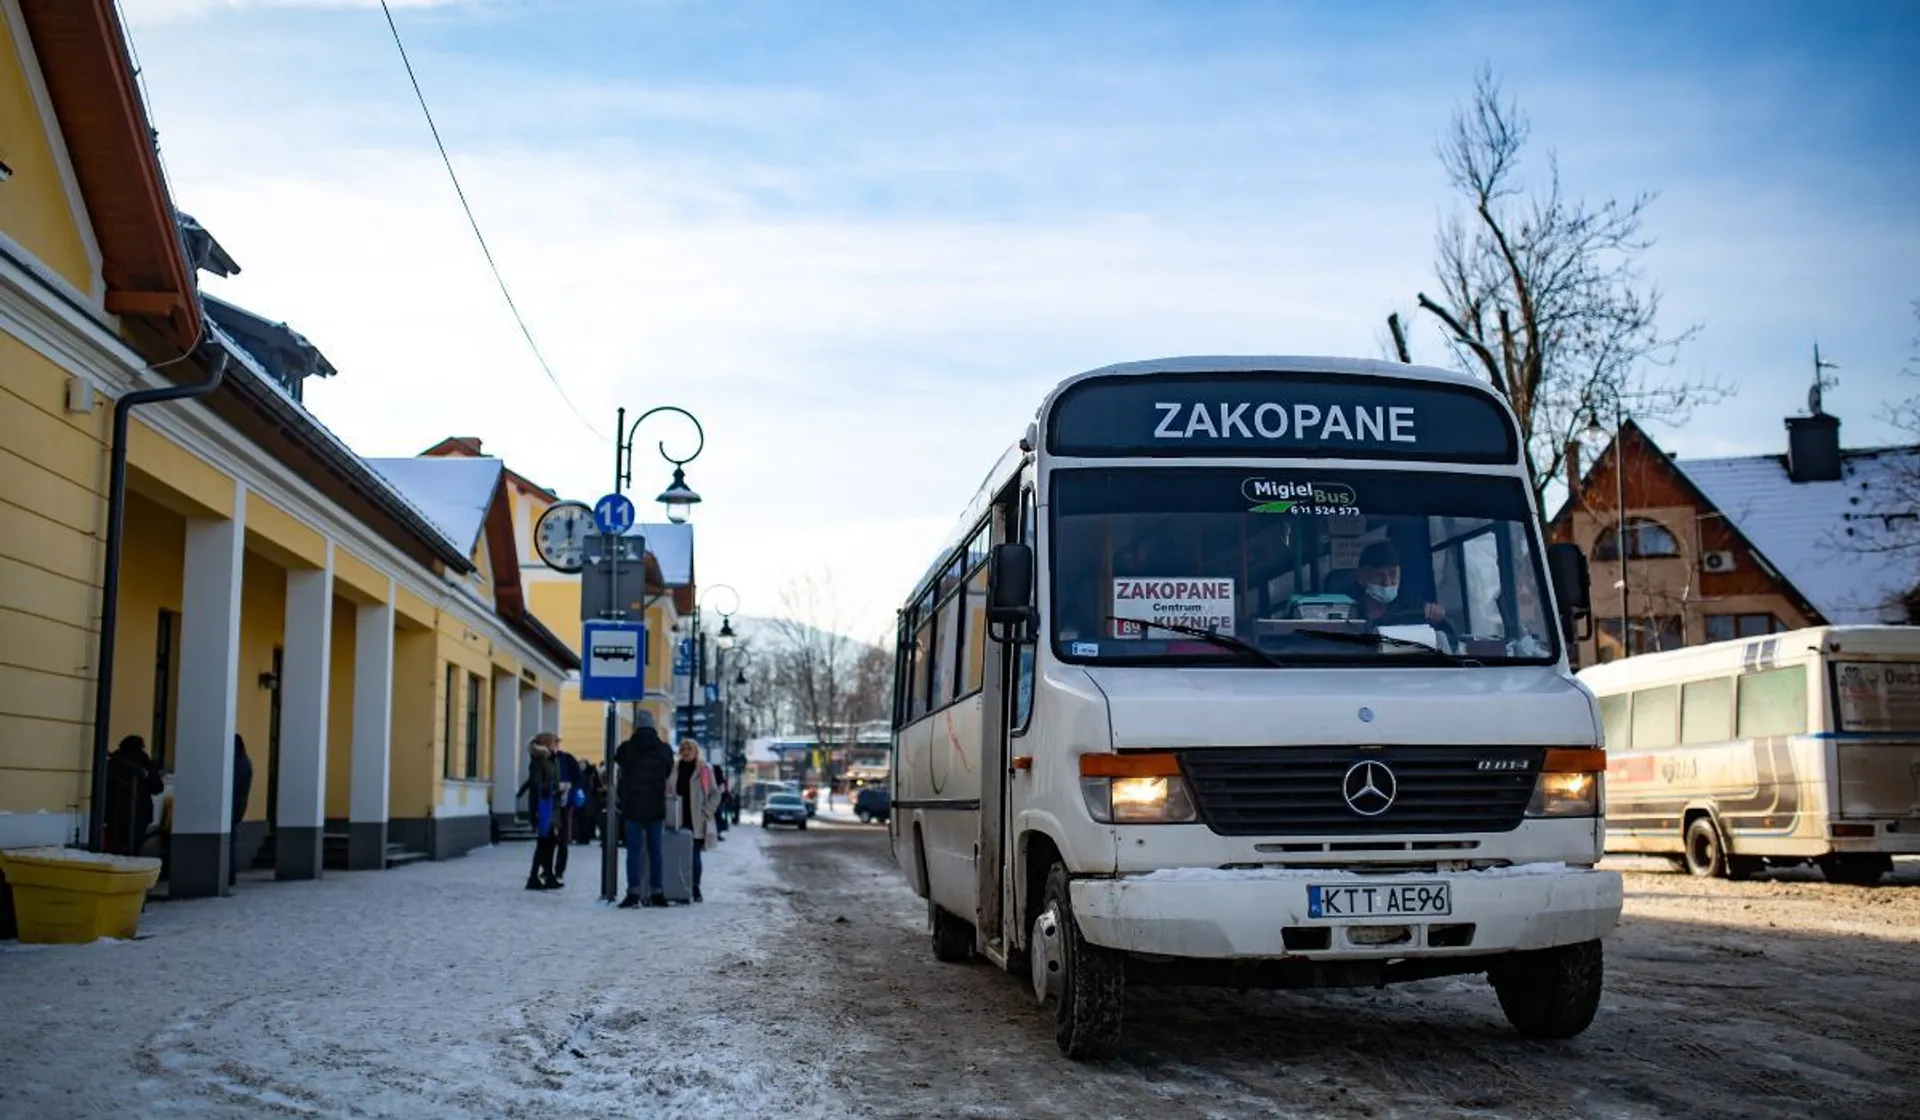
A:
87;346;229;852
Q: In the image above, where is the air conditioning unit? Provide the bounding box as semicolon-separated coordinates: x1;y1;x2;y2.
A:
1701;551;1737;574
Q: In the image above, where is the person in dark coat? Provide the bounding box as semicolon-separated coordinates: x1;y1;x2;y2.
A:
516;734;562;890
575;760;603;844
551;740;580;884
230;735;253;886
105;735;163;857
614;712;675;908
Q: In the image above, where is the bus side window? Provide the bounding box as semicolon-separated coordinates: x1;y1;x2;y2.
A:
1737;666;1808;738
1680;677;1734;744
1631;686;1679;750
1598;693;1631;751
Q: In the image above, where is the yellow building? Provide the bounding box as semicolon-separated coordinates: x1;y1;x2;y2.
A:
0;0;574;899
418;438;697;770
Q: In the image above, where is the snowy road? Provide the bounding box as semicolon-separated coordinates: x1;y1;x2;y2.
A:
3;822;1918;1119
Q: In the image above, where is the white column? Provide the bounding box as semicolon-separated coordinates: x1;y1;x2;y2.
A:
541;693;558;736
171;480;246;899
516;685;541;818
347;583;395;871
274;543;334;880
490;673;520;819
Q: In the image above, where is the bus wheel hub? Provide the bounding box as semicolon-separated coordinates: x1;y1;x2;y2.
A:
1031;905;1064;1005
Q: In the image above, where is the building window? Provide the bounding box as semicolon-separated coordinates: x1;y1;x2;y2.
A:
1593;517;1682;561
1596;615;1684;662
152;610;177;770
444;665;458;778
1705;612;1787;644
466;673;483;779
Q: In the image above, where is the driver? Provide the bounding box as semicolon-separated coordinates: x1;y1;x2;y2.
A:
1354;541;1447;627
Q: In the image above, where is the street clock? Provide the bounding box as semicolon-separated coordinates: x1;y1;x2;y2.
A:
533;500;594;573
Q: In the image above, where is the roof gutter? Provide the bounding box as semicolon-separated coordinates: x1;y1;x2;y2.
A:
88;345;228;852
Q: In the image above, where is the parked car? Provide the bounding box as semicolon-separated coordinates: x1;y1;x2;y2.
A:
854;787;890;824
762;793;809;830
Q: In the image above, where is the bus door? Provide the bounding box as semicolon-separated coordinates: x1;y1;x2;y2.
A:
976;477;1031;961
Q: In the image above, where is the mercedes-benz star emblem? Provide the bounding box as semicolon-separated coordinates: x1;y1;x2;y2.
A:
1342;760;1397;816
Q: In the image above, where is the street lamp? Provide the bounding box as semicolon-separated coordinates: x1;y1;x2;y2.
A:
599;403;704;903
615;405;704;522
683;584;740;757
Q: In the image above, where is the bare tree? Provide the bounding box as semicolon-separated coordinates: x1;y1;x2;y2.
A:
765;573;866;789
1837;302;1920;618
1414;67;1718;512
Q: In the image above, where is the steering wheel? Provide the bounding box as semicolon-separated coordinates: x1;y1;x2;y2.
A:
1373;609;1458;638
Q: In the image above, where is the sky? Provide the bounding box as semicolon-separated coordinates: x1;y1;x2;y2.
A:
115;0;1919;642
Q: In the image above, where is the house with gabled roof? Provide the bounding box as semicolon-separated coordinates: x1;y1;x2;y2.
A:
1550;394;1919;666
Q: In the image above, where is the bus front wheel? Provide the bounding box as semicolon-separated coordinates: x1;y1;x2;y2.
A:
1683;816;1749;879
1033;863;1124;1059
1489;939;1604;1040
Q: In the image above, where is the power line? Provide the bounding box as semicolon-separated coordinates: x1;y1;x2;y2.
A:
378;1;607;441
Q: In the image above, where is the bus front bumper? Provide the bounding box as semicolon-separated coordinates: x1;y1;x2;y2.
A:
1069;865;1622;960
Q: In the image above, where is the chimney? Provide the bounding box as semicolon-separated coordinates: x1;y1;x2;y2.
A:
1565;439;1584;503
458;437;483;454
1786;413;1841;483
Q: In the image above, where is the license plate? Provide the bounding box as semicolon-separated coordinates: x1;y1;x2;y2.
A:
1308;882;1452;919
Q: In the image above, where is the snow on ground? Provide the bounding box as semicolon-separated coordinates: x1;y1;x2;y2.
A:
0;828;836;1119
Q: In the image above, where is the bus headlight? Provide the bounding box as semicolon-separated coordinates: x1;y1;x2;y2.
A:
1526;749;1605;818
1078;753;1198;824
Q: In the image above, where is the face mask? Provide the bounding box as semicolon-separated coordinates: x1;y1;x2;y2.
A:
1365;581;1399;604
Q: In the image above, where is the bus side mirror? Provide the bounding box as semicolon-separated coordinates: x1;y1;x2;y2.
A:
987;542;1036;639
1547;543;1592;640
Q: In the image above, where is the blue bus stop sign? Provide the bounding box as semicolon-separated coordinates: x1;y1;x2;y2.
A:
581;620;647;702
593;493;636;536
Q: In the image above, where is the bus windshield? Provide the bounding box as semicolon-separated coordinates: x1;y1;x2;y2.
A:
1050;467;1557;664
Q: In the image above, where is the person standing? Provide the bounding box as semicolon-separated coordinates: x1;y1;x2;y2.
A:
230;735;253;886
104;735;163;857
712;770;729;841
674;739;718;903
551;739;579;885
614;712;675;909
517;733;561;890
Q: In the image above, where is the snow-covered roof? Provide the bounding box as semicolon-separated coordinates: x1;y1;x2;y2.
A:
1673;446;1920;625
624;521;693;588
206;320;470;568
363;457;505;555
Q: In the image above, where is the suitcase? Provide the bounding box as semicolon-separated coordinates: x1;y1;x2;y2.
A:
646;827;695;904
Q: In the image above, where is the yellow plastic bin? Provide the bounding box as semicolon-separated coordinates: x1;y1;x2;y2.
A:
0;847;162;944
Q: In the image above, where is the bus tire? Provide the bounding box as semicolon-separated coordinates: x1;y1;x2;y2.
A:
930;901;974;963
1489;939;1604;1040
1036;863;1124;1059
1683;816;1728;879
1819;854;1891;886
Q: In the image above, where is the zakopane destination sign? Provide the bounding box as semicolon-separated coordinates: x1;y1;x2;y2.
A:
1048;371;1518;462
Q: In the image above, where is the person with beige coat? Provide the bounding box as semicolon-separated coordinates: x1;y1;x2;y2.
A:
673;738;718;901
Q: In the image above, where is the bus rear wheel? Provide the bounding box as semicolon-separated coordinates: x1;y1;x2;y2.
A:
1033;863;1124;1059
1489;939;1604;1040
1819;854;1891;885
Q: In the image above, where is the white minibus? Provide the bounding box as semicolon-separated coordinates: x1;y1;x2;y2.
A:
888;356;1622;1057
1578;625;1920;884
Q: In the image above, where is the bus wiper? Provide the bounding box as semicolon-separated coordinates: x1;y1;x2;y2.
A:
1103;615;1286;667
